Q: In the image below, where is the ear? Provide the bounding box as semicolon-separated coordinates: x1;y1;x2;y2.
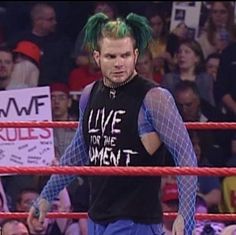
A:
134;48;139;64
93;50;100;67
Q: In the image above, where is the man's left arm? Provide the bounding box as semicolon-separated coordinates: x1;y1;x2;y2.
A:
143;87;198;234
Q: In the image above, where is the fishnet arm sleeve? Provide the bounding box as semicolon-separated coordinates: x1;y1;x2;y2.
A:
143;87;197;234
38;86;92;204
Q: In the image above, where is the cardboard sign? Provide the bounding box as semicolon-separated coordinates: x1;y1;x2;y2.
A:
0;87;54;166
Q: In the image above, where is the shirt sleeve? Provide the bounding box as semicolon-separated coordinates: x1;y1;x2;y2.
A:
38;85;92;204
142;87;198;234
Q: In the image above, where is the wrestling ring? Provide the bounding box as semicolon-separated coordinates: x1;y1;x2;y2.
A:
0;121;236;222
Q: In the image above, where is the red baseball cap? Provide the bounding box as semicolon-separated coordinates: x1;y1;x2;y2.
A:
162;183;179;203
13;41;41;65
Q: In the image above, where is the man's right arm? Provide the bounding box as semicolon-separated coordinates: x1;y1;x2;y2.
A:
38;83;94;204
27;83;93;228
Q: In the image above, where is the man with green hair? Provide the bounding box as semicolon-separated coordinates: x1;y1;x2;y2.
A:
27;12;197;234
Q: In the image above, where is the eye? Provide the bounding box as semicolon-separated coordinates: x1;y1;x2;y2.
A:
122;53;131;58
105;54;115;59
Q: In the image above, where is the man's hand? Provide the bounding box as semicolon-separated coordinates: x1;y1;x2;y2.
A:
27;198;50;233
172;214;184;235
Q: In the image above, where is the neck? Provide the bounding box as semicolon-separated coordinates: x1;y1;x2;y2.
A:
53;113;68;121
103;71;137;89
180;68;195;81
32;28;47;37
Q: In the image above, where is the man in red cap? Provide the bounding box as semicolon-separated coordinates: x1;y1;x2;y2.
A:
7;41;41;89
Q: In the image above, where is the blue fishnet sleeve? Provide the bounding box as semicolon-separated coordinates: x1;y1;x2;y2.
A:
38;85;92;204
141;87;198;234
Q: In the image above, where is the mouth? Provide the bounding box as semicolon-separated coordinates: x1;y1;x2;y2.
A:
113;71;125;76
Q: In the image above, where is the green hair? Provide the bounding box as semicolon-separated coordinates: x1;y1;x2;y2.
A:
82;12;153;54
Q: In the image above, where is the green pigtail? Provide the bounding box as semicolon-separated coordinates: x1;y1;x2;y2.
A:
82;13;109;52
125;13;153;54
82;12;152;53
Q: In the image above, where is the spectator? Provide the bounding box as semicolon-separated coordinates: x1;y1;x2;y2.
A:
189;130;221;212
145;5;172;75
194;195;225;235
136;48;162;84
161;182;179;235
174;80;231;166
10;2;73;85
215;41;236;121
68;55;102;93
205;53;220;82
198;2;235;58
0;46;14;90
162;39;215;106
1;219;29;235
16;188;38;213
7;40;41;89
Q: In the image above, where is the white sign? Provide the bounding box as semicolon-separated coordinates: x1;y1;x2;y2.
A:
170;1;202;39
0;87;54;166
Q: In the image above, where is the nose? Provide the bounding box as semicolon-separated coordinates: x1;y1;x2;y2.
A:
114;57;123;67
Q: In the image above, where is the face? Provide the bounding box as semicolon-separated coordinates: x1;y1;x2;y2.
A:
175;23;188;39
136;53;153;79
0;51;14;79
29;217;49;235
51;91;71;120
17;191;38;212
93;37;138;86
211;2;229;28
150;15;164;38
177;44;199;72
175;88;200;121
206;57;220;81
39;7;57;34
2;221;29;235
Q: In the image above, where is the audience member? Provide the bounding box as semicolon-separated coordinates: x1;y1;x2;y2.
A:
145;5;172;75
50;82;77;158
166;22;188;59
174;81;231;166
194;195;225;235
0;46;14;90
161;182;179;235
162;39;215;106
16;188;38;213
205;53;221;109
189;130;221;212
1;219;29;235
198;2;235;58
68;55;101;93
215;41;236;121
206;53;220;82
10;2;73;85
7;40;41;89
136;49;162;84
